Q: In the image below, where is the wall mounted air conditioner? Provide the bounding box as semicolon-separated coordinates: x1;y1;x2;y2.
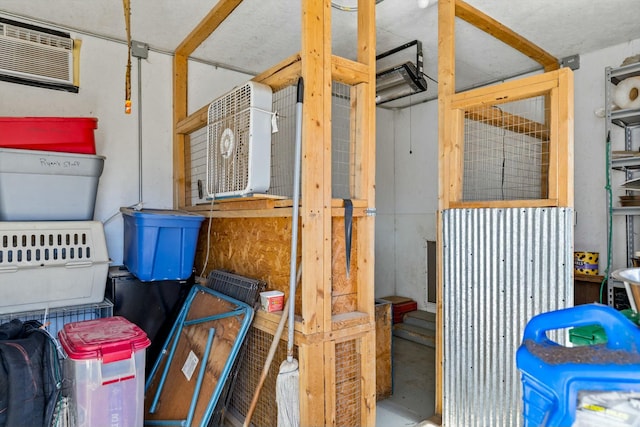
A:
0;17;77;93
206;81;273;199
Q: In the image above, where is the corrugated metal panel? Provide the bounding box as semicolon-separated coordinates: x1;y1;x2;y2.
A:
442;208;573;427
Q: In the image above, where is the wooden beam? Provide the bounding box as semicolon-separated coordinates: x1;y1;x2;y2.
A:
176;103;208;135
356;0;377;424
299;1;331;424
176;53;304;135
323;341;337;426
299;0;331;336
465;107;550;141
253;53;302;91
450;199;559;209
332;55;369;86
173;53;188;209
175;0;243;57
450;70;559;107
436;0;456;418
455;0;558;72
556;67;574;207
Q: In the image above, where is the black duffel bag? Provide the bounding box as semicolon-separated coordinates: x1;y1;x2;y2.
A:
0;319;61;427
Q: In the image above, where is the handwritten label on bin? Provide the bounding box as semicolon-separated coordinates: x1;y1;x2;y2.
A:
39;157;82;169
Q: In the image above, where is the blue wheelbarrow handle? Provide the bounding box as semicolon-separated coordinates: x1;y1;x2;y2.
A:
522;303;640;352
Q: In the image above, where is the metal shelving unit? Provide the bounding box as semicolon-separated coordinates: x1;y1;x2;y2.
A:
606;62;640;308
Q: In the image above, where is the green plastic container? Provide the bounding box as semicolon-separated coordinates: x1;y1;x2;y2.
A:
569;309;639;346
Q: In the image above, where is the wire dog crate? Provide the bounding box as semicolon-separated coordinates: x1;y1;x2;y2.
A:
0;298;113;339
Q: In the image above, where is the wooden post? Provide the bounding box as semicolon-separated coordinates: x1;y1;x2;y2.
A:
299;0;331;424
436;0;456;417
355;0;377;424
172;53;188;209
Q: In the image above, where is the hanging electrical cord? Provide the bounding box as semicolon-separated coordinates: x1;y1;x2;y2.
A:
331;0;385;11
422;72;438;84
199;196;216;279
601;131;613;303
123;0;132;114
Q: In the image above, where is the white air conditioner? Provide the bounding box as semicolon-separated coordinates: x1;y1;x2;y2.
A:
0;18;75;88
206;81;273;198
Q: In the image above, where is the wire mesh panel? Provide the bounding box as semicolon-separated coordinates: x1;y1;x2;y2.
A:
335;339;361;427
229;326;298;427
189;126;208;206
0;299;113;338
462;96;549;201
187;82;355;203
332;82;353;199
268;84;297;197
268;82;354;198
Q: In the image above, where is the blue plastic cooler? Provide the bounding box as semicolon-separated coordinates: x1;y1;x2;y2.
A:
121;208;205;281
516;303;640;426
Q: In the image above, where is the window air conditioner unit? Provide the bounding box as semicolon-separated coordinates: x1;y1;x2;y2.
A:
0;17;78;93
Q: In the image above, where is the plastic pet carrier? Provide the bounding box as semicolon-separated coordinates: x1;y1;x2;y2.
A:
0;221;109;314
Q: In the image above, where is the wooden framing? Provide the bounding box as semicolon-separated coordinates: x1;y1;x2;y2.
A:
170;0;571;424
447;68;574;208
436;0;571;423
171;0;376;426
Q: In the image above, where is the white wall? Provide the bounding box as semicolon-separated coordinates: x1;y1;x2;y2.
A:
375;101;439;309
574;38;640;271
375;37;640;310
0;30;248;265
4;20;639;295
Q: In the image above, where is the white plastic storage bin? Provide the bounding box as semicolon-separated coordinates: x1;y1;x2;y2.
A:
58;316;150;427
0;221;109;314
0;147;105;220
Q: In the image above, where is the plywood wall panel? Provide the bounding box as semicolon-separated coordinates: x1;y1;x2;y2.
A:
194;215;357;315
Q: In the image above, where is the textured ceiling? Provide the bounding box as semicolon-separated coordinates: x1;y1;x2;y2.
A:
2;0;640;108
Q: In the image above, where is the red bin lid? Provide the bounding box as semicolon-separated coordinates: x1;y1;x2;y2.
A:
58;316;150;363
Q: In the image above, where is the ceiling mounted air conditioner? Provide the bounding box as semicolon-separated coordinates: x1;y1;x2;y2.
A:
375;40;427;105
0;17;77;93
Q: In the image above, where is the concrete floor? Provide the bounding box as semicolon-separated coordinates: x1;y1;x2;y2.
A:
376;336;436;427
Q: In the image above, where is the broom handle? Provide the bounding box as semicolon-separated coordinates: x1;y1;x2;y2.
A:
243;268;301;427
287;77;304;360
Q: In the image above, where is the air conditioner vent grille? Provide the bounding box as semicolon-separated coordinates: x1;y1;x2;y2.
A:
0;21;74;86
2;22;73;50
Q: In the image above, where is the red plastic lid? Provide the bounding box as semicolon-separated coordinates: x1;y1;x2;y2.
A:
58;316;150;363
0;117;97;127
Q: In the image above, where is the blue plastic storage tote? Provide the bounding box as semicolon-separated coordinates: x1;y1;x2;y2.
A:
121;208;205;281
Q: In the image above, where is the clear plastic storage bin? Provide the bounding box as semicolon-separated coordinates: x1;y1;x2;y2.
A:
58;316;150;427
